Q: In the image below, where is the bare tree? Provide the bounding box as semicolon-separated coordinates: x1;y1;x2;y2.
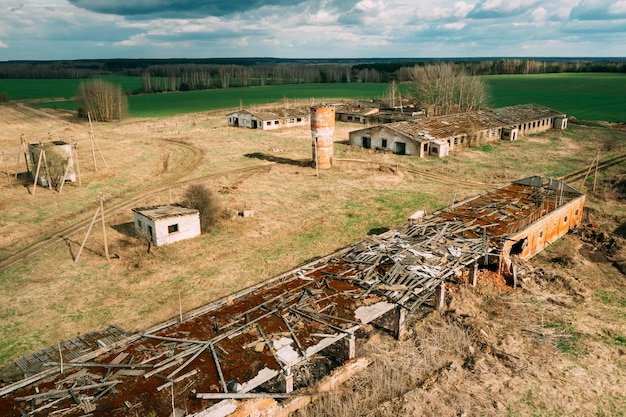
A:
409;62;489;115
383;80;400;107
76;79;128;122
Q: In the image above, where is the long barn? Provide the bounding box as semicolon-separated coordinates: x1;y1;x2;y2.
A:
348;104;568;157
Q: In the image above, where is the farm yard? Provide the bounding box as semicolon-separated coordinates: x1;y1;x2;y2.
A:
0;76;625;415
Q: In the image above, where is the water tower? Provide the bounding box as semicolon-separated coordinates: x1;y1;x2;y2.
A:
310;105;335;170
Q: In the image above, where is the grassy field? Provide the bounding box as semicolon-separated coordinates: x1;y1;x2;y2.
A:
125;83;393;116
482;73;626;122
0;75;143;100
2;72;625;121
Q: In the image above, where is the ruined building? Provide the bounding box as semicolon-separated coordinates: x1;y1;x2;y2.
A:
0;176;584;417
348;104;568;157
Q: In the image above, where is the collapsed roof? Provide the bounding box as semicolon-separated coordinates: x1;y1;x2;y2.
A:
0;177;584;417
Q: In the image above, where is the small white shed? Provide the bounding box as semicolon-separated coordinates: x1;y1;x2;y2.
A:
132;205;201;247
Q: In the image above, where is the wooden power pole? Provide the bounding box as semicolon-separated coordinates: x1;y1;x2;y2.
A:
74;193;109;263
2;149;11;189
87;112;109;172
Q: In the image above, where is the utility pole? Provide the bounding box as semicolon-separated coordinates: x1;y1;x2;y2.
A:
74;205;101;264
74;193;109;263
593;149;600;192
15;134;29;178
31;144;45;195
2;149;11;189
88;112;109;172
73;141;82;187
88;112;98;172
99;192;109;260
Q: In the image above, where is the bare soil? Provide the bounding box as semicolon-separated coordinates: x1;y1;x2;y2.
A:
0;103;625;416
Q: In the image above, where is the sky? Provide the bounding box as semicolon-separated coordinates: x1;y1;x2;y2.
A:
0;0;625;61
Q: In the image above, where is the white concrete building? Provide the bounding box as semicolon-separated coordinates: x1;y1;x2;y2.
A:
227;108;309;130
132;205;201;247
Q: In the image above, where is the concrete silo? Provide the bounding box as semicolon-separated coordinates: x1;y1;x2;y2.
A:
310;105;335;170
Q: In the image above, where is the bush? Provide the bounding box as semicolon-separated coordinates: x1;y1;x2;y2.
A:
0;91;9;102
182;184;221;233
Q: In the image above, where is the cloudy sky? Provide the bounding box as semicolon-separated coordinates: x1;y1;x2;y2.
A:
1;0;625;61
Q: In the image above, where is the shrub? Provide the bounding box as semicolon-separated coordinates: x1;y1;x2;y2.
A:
182;184;221;233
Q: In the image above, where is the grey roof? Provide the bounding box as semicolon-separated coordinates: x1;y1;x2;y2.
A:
485;104;566;126
352;104;567;142
227;108;309;121
132;205;199;220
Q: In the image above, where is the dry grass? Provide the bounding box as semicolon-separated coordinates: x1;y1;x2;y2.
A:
296;315;474;417
0;103;625;417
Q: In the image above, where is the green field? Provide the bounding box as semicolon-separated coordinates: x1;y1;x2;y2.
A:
2;73;625;121
482;73;626;122
127;83;394;116
30;83;395;117
0;75;142;100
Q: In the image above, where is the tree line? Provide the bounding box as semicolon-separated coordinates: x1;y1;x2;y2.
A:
1;58;624;87
76;62;490;123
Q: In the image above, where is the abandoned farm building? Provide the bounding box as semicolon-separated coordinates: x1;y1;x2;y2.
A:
132;205;201;247
335;104;422;125
348;104;568;157
0;176;585;417
28;141;76;187
227;108;309;130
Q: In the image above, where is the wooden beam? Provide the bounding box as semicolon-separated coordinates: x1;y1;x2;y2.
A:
16;380;120;402
196;392;308;400
209;344;228;394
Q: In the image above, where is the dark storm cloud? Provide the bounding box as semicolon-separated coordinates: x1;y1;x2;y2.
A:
67;0;307;18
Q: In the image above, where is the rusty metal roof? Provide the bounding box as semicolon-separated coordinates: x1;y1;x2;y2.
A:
435;176;583;239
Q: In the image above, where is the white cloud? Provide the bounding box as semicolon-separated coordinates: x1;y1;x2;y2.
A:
609;0;626;14
0;0;624;60
114;34;148;47
439;22;466;30
354;0;384;12
531;7;548;21
305;10;337;25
